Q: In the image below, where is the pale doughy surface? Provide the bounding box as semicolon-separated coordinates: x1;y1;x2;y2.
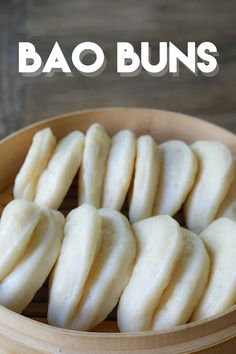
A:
184;141;234;234
0;200;41;282
152;228;210;330
192;218;236;321
153;140;197;217
0;209;64;313
48;204;102;329
6;126;236;332
13;128;56;201
217;159;236;221
79;124;110;208
34;131;84;209
70;209;136;331
102;130;136;211
117;215;183;332
129;135;161;223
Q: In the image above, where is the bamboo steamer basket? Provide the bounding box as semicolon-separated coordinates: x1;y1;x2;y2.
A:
0;108;236;354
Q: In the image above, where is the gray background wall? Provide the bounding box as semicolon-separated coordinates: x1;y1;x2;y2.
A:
0;0;235;138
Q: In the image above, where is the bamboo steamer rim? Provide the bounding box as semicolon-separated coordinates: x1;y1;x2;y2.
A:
0;107;236;353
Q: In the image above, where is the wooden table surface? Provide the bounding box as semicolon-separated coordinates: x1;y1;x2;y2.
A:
0;0;235;139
